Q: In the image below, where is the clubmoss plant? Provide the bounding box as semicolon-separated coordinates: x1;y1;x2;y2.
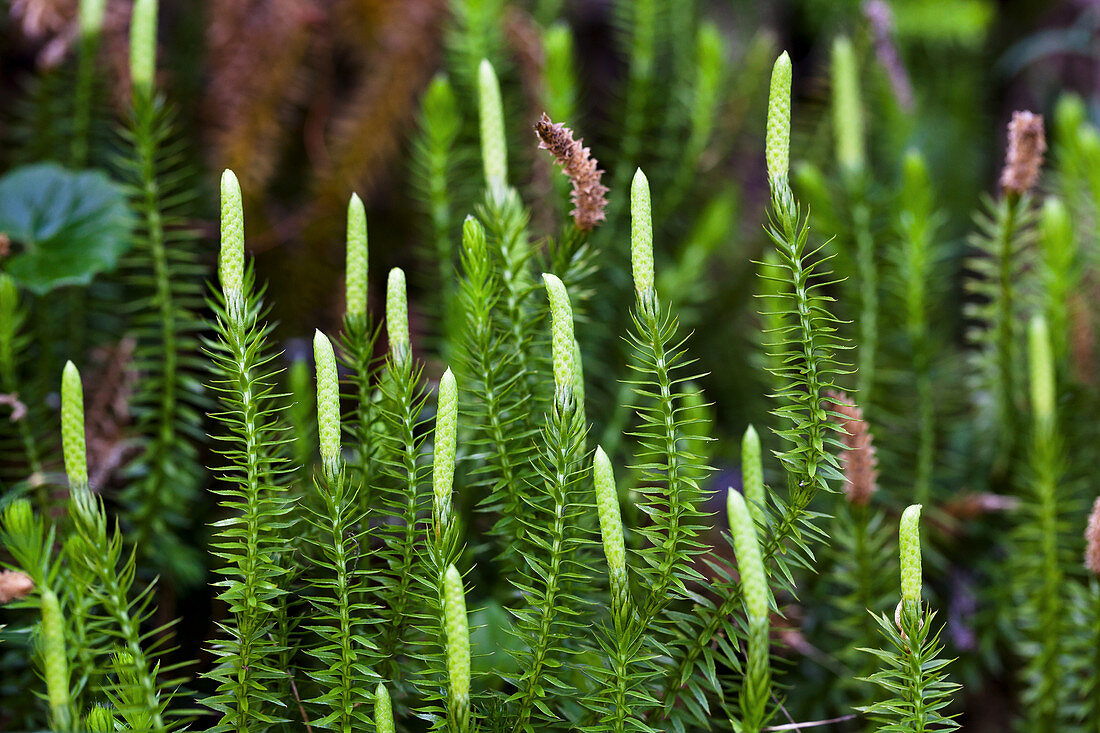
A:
860;505;959;731
376;266;430;689
585;446;653;731
893;149;943;503
303;329;375;732
202;169;294;731
116;0;208;584
1011;315;1069;731
62;363;177;732
337;193;382;524
968;111;1046;479
661;52;845;721
508;273;590;731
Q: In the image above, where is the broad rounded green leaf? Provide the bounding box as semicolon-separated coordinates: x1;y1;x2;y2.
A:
0;163;134;294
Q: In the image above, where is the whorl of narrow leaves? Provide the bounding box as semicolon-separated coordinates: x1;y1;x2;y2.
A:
129;0;157;98
314;330;341;482
533;113;609;231
434;368;459;526
741;424;765;525
478;59;507;192
593;446;627;600
61;361;87;491
374;684;395;733
1086;497;1100;575
765;51;792;193
40;588;72;731
630;168;654;303
218;169;244;313
727;489;768;623
900;504;923;603
830;36;865;176
1001;111;1046;196
85;705;116;733
442;565;471;721
0;500;41;583
387;267;411;365
345;193;368;323
542;273;576;403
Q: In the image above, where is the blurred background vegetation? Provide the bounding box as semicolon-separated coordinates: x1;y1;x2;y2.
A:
1;0;1098;729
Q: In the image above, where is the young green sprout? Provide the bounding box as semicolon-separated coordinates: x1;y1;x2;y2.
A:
85;704;116;733
542;273;577;407
40;588;72;730
374;684;394;733
741;425;765;526
765;51;792;195
442;564;471;729
899;504;923;614
129;0;158;98
386;267;410;366
630;168;654;305
593;446;627;607
61;361;88;492
313;330;341;483
1029;315;1056;439
478;59;507;194
727;488;771;732
345;193;368;325
433;368;459;530
219;169;245;317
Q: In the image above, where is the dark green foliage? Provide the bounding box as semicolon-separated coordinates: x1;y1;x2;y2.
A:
860;604;960;732
0;164;134;294
115;89;208;587
201;268;296;731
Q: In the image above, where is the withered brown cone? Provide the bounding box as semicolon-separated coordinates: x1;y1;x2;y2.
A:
534;113;609;231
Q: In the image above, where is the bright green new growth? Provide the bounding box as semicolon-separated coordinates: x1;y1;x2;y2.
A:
1029;315;1055;437
442;564;471;717
631;168;654;301
542;273;576;401
387;267;410;364
593;446;627;598
218;169;244;310
129;0;158;98
345;193;368;323
765;51;792;192
727;489;767;622
79;0;107;38
374;684;395;733
61;361;88;491
478;59;507;193
831;36;865;176
1038;196;1073;365
572;339;586;413
40;588;72;731
314;329;341;481
900;504;923;603
741;425;764;526
727;488;771;733
434;368;459;525
85;705;116;733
